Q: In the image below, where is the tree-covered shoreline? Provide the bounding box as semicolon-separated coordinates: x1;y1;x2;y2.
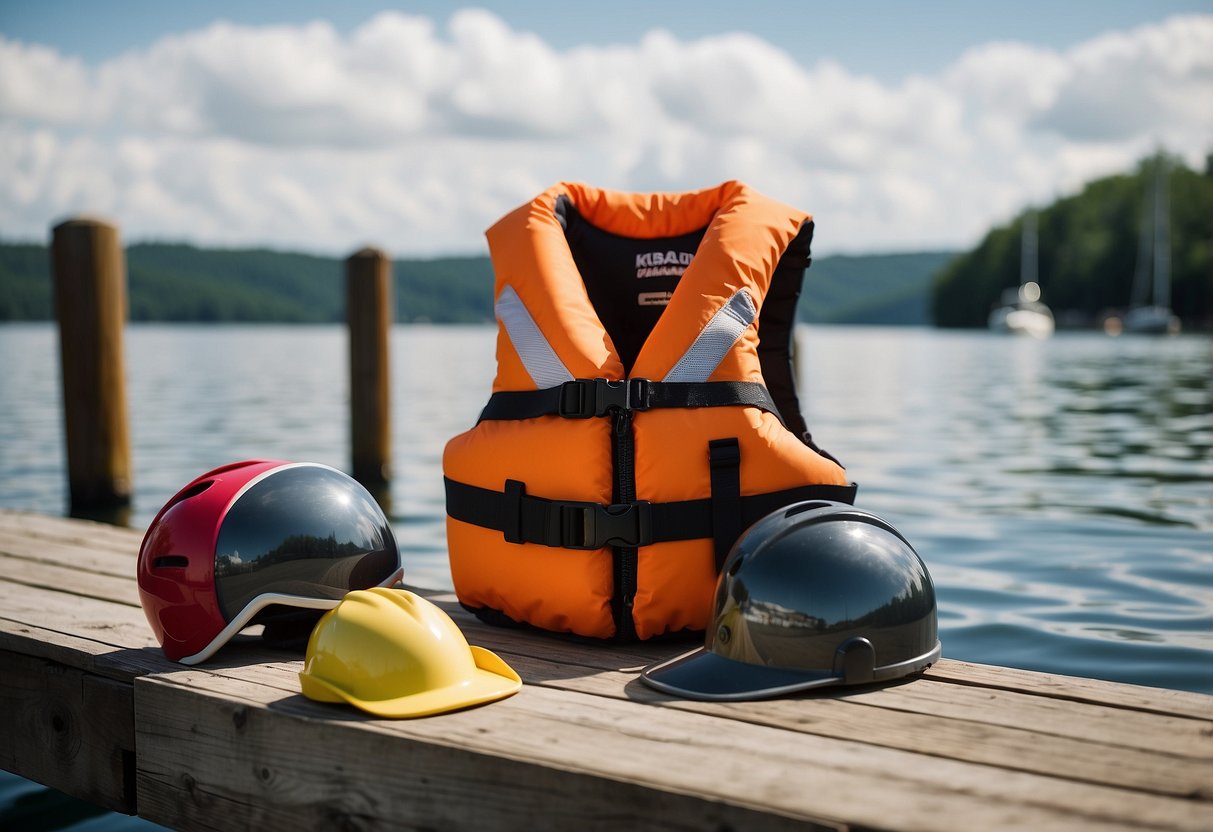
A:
933;154;1212;329
0;242;953;326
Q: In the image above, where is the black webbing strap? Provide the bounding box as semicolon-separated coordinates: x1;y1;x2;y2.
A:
708;438;742;571
445;476;858;552
647;382;782;419
447;477;652;550
651;483;859;543
478;379;784;425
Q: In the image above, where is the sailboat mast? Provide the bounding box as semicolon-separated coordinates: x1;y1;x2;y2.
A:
1121;152;1179;334
1021;210;1038;287
1153;157;1170;308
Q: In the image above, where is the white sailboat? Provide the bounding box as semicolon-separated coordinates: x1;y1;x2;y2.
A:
1124;157;1180;335
989;211;1054;338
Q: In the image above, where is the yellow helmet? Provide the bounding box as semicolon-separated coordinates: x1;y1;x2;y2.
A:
299;587;521;718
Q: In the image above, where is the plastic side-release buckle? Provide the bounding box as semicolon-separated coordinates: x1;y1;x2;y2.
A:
557;500;652;549
557;378;651;418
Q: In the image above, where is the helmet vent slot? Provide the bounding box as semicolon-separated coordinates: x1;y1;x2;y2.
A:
153;555;189;569
165;479;214;509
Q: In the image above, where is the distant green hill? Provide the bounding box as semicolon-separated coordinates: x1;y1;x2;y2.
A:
0;243;496;324
0;241;952;326
801;252;955;325
126;244;344;322
933;154;1213;328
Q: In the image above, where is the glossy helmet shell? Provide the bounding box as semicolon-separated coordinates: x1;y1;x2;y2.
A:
136;460;402;664
641;500;940;700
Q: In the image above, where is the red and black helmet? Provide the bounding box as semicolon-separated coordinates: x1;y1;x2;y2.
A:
137;460;404;664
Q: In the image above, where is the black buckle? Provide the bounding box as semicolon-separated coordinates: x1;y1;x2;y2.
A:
557;500;652;549
558;378;636;418
628;378;651;411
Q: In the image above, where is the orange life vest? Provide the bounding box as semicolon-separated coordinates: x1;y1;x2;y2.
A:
443;181;855;640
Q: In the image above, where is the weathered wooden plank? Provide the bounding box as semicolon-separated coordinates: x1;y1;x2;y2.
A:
489;652;1213;799
0;617;165;682
176;627;1213;802
452;605;1213;753
135;669;1212;832
0;649;135;814
0;577;154;644
0;581;308;683
135;675;836;832
928;659;1213;721
0;529;138;580
834;673;1213;757
7;554;1200;798
443;603;1213;726
3;552;1208;771
0;550;140;607
225;603;1213;766
0;508;143;552
2;511;1210;832
0;577;174;689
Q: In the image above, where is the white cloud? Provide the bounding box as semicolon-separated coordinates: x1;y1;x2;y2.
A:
1;10;1210;255
1033;15;1213;144
0;39;97;124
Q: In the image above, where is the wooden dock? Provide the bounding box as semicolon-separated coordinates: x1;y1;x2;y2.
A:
1;508;1210;831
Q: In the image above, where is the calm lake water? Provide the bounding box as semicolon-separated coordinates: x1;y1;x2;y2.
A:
1;322;1211;826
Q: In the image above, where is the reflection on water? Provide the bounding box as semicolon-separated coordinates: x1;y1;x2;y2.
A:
0;323;1210;696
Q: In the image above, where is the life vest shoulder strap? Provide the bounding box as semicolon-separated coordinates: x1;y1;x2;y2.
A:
478;379;785;425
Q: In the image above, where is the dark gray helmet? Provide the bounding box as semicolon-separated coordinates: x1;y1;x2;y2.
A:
641;501;940;700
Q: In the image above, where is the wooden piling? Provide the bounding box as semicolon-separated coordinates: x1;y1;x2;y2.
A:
346;247;392;487
51;217;132;510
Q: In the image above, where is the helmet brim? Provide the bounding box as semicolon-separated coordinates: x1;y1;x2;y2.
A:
299;644;522;718
641;639;942;701
640;648;842;701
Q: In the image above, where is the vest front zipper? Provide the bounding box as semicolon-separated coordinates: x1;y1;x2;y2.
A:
611;407;638;640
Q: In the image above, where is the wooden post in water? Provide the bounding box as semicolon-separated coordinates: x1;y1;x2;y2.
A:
51;217;132;511
346;247;392;489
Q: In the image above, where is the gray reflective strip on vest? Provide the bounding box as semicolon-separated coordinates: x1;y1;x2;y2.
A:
663;288;757;382
495;285;574;388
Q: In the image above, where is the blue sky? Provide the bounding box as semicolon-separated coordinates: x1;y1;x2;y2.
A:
2;2;1211;254
5;0;1210;80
